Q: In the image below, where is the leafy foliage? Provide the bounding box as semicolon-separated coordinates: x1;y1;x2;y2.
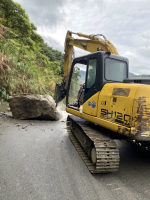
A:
40;43;64;73
0;87;9;101
0;0;64;101
0;0;43;49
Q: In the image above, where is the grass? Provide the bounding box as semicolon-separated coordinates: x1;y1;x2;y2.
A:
0;38;62;100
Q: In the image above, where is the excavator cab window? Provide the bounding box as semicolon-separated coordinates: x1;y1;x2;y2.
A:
85;58;97;91
68;56;99;109
68;60;87;107
105;58;127;82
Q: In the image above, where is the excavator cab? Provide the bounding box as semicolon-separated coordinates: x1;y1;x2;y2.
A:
66;51;129;110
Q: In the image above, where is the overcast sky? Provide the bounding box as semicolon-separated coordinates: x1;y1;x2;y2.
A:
14;0;150;74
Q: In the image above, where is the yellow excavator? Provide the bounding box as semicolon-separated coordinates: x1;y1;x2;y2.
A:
55;30;150;173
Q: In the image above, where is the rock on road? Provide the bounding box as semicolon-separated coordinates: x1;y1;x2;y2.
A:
0;112;150;200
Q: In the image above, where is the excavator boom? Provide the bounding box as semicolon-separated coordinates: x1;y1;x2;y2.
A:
54;30;118;104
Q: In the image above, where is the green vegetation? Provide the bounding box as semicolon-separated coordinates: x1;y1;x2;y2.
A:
0;0;64;101
40;43;64;74
0;87;9;101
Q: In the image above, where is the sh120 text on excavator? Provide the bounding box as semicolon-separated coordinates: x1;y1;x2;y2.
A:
55;30;150;173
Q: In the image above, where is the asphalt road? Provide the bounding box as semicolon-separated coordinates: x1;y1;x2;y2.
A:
0;112;150;200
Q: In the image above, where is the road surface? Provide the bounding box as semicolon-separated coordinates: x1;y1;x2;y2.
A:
0;112;150;200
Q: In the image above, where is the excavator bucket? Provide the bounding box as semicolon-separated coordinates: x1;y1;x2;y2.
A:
54;83;61;104
54;83;66;105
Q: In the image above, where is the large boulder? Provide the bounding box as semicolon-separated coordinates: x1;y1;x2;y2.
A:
8;94;62;120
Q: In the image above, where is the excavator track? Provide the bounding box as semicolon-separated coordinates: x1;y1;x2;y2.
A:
67;115;120;174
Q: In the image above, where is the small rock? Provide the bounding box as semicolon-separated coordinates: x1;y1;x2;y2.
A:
0;112;5;115
22;126;27;129
30;123;34;126
7;108;11;112
16;124;21;127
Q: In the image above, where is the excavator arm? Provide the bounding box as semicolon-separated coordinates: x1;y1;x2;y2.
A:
55;30;118;104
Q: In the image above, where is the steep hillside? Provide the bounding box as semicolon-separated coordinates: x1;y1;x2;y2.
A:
0;0;64;101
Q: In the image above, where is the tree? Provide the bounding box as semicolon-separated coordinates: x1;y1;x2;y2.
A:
40;43;64;73
0;0;31;36
0;0;64;98
0;0;43;49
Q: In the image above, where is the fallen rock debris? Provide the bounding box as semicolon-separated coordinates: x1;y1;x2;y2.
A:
22;126;27;129
8;94;62;120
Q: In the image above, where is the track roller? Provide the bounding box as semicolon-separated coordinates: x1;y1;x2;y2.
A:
67;115;120;174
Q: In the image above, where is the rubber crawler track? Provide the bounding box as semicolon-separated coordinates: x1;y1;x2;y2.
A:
67;115;120;174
